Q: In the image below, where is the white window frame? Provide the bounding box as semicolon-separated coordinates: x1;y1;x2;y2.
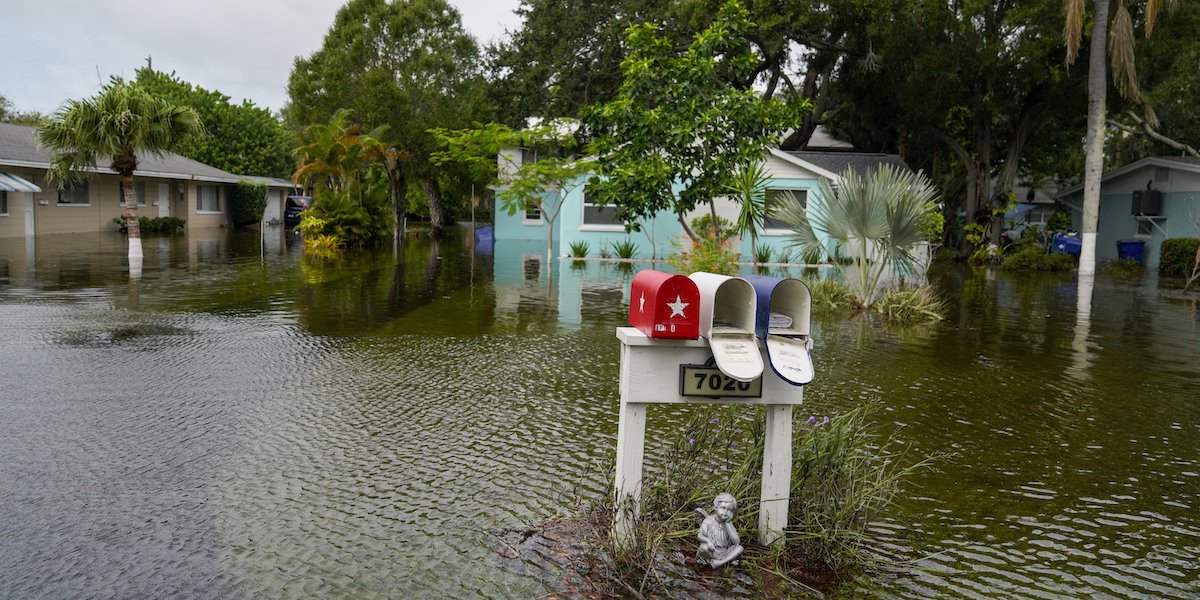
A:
762;188;807;235
1134;216;1164;239
522;201;543;225
196;184;222;213
57;181;90;206
579;192;625;231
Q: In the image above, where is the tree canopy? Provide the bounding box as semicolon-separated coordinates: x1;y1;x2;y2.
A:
134;68;293;178
286;0;492;235
583;0;804;240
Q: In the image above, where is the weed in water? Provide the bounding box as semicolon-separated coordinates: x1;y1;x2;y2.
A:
874;285;945;323
1101;258;1146;277
754;243;773;264
803;276;854;313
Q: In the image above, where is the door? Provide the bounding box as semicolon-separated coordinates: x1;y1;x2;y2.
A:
158;183;171;217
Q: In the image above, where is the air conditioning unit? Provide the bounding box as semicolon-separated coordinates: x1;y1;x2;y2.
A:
1131;190;1163;216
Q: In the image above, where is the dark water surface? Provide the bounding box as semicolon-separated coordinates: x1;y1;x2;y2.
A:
1;229;1197;598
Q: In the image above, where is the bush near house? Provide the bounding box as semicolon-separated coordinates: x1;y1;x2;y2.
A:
230;180;268;228
113;216;186;235
1159;238;1200;278
1000;245;1075;272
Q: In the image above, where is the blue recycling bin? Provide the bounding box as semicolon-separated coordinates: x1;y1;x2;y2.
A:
1051;233;1081;256
1116;239;1146;265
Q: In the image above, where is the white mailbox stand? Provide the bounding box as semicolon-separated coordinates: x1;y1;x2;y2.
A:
614;327;803;547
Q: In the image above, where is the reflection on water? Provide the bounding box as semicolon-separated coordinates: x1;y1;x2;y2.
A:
1;229;1198;598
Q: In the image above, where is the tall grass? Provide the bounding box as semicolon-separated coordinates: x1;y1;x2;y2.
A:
875;285;946;322
804;276;854;313
579;404;933;596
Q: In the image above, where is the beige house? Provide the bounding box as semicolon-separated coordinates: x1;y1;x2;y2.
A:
0;123;292;239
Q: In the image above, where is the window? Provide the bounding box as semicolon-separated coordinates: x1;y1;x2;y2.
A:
57;181;89;205
523;203;542;223
0;191;7;215
197;185;221;212
763;189;807;232
1136;219;1159;236
116;181;146;206
582;193;623;227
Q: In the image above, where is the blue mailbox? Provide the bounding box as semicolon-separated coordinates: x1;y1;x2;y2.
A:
743;275;814;386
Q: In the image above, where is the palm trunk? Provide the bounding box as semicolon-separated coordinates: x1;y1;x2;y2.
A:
1078;0;1108;279
121;174;143;277
421;177;445;237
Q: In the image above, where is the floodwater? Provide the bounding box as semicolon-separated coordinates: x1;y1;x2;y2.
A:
0;228;1197;599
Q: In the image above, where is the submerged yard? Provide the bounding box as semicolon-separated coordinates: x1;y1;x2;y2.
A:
0;229;1197;598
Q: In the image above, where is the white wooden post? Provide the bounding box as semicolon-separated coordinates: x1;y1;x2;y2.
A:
613;400;646;544
759;404;793;544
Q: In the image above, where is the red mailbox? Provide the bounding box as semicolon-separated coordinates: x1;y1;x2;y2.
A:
628;270;700;339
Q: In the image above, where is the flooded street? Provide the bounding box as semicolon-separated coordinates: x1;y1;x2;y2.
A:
1;229;1198;598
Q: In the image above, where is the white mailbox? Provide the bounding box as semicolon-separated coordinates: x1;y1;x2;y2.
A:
744;275;814;386
687;272;763;382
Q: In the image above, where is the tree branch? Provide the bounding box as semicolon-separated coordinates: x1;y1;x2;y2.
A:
1108;111;1200;157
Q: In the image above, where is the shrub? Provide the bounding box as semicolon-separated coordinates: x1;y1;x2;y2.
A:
775;247;794;264
229;180;268;228
804;276;854;312
690;214;736;242
298;179;392;249
875;285;946;322
112;216;186;235
1047;208;1072;231
568;240;590;258
610;238;639;259
668;230;738;275
753;243;773;264
800;246;824;265
1102;258;1147;277
1000;245;1075;272
1159;238;1200;278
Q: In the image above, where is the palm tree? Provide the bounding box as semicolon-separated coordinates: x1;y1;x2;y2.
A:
38;79;202;276
724;161;770;265
1064;0;1179;277
775;165;938;309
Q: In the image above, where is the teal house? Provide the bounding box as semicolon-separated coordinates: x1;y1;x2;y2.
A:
493;147;909;262
1058;157;1200;268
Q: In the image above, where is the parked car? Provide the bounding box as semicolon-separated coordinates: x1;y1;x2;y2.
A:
284;196;311;227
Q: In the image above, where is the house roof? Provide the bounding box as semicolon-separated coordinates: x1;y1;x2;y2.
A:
238;174;297;188
771;150;910;180
0;122;277;185
1057;156;1200;197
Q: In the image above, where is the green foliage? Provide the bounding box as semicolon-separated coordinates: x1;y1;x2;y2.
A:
591;404;932;594
432;120;592;257
875;286;946;322
1102;258;1147;277
286;0;492;233
964;221;1000;265
1047;208;1073;231
133;68;292;178
800;246;825;265
0;93;46;126
1000;245;1076;272
776;165;939;309
753;243;773;264
299;179;392;249
229;180;268;228
775;247;794;264
568;240;590;258
583;0;805;233
919;207;944;242
1159;238;1200;278
804;276;854;312
726;161;770;248
292;110;394;247
112;216;185;235
690;214;736;243
486;0;678;127
668;230;739;275
610;238;639;259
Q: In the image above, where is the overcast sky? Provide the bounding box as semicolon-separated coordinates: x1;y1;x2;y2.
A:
2;0;523;116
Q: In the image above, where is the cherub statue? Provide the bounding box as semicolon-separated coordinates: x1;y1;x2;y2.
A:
695;492;744;568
